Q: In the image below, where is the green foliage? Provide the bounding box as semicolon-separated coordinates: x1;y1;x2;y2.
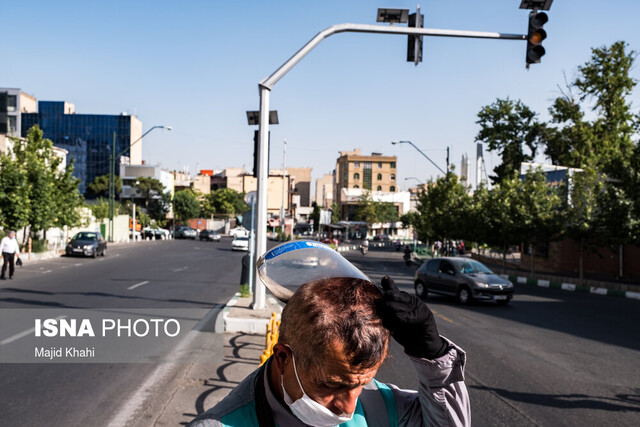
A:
30;238;48;253
414;175;471;242
0;125;83;233
239;283;251;298
355;192;398;225
330;202;340;224
310;203;320;229
475;98;547;183
202;188;248;217
86;174;121;199
130;177;170;222
89;198;110;221
173;190;200;222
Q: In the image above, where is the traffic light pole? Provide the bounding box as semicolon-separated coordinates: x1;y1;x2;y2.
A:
252;22;526;310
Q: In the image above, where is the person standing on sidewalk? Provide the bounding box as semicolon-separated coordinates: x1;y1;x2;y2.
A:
1;230;22;280
188;276;470;426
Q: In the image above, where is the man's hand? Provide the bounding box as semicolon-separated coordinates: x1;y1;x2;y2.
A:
377;276;448;359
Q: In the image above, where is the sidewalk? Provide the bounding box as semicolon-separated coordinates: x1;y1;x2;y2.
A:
126;294;283;426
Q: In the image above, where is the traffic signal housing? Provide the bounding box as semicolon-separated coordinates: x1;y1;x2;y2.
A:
407;12;424;64
526;11;548;65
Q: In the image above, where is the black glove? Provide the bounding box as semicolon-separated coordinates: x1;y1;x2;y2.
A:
377;276;448;359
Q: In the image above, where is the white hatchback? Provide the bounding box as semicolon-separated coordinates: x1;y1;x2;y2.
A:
231;236;249;251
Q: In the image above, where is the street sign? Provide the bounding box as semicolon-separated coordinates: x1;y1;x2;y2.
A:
244;191;257;207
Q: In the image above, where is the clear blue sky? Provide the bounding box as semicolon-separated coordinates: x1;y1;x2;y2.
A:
3;0;639;191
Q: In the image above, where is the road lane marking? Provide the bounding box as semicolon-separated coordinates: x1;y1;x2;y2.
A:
172;267;188;272
0;315;67;345
42;270;52;274
431;309;459;325
127;281;149;290
74;263;82;267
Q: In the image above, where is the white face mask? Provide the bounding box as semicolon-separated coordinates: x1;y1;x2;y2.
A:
281;350;354;427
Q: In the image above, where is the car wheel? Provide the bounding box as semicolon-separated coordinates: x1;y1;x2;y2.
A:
414;281;427;299
457;285;472;305
92;249;97;258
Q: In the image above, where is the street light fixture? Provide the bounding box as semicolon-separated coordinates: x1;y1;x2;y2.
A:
108;125;171;242
391;140;447;176
404;177;425;185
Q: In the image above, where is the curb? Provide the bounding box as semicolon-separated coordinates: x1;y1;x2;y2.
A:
500;274;640;301
217;293;283;334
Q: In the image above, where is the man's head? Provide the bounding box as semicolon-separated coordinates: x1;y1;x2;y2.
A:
272;277;389;416
8;231;16;239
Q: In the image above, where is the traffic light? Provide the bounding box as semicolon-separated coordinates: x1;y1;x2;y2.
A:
407;11;423;64
526;11;548;65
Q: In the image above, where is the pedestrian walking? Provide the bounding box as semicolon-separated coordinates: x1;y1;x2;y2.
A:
1;230;22;280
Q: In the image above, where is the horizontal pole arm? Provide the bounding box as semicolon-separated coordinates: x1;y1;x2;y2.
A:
260;23;526;90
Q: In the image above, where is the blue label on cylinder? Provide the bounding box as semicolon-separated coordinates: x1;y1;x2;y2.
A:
264;241;333;260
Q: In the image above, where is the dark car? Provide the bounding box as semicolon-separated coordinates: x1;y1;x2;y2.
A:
414;257;514;305
174;226;197;239
199;229;221;242
65;231;107;258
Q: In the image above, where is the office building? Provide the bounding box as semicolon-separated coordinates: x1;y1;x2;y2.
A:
0;88;37;153
21;100;142;194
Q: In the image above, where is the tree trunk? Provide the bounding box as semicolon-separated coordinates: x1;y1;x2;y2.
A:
531;243;536;275
579;238;584;286
502;244;508;273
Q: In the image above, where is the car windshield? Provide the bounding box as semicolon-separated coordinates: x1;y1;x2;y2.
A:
73;232;98;241
456;260;493;274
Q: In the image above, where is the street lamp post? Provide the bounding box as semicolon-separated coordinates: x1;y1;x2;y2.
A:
252;13;527;310
404;176;425;185
108;125;171;242
391;141;447;176
280;139;287;230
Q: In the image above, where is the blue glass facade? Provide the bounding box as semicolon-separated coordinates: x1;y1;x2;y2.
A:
22;101;136;194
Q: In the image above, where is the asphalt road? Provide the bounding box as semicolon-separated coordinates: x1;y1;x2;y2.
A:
1;241;639;426
0;238;245;427
345;247;640;427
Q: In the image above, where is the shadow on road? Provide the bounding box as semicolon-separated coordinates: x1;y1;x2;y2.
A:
470;384;640;412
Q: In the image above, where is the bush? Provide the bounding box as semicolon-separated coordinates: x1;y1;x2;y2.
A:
239;283;251;298
30;238;49;253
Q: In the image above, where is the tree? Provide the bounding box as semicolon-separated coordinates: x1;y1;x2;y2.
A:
519;169;564;273
355;192;399;226
416;175;470;243
86;174;121;199
173;190;200;223
88;198;110;221
132;177;170;222
475;98;547;184
53;158;84;229
0;147;30;231
330;202;340;224
310;203;320;231
203;188;248;217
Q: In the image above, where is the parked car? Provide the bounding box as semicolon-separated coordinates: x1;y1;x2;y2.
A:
65;231;107;258
231;236;249;251
143;227;169;240
199;229;221;242
174;226;197;239
414;257;514;305
229;227;249;238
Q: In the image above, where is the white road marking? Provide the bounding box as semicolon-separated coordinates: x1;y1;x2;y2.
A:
42;270;52;274
0;315;67;345
127;281;149;290
172;267;188;272
74;263;82;267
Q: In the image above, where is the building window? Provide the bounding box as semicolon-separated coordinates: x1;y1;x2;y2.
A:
390;174;396;180
343;172;348;181
364;162;372;169
354;185;360;189
377;186;382;191
8;116;17;134
390;186;396;192
354;162;360;168
7;95;17;112
354;173;360;180
378;162;383;168
363;168;372;190
377;173;382;180
391;162;396;168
